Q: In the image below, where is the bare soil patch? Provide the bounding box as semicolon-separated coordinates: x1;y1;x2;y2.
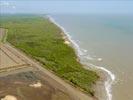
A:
0;71;71;100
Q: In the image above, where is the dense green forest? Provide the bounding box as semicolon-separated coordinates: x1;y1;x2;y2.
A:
0;15;99;96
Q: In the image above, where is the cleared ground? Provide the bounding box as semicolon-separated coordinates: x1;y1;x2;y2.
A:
0;44;28;69
0;70;71;100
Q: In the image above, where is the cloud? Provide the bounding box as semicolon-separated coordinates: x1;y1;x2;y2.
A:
12;6;16;9
0;1;10;7
0;1;16;9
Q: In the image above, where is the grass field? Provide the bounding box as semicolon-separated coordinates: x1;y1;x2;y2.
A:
0;15;99;96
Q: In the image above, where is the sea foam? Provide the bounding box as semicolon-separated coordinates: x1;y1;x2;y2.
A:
47;15;115;100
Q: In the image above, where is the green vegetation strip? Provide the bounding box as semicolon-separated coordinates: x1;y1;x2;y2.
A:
1;29;8;43
0;15;99;96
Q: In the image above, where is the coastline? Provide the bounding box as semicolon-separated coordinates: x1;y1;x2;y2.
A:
48;15;115;100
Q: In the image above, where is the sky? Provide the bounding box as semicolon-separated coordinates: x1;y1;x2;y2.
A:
0;0;133;14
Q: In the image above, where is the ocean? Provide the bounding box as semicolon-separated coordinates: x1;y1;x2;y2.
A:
51;14;133;100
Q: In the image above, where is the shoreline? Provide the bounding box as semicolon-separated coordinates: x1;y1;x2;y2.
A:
48;15;115;100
